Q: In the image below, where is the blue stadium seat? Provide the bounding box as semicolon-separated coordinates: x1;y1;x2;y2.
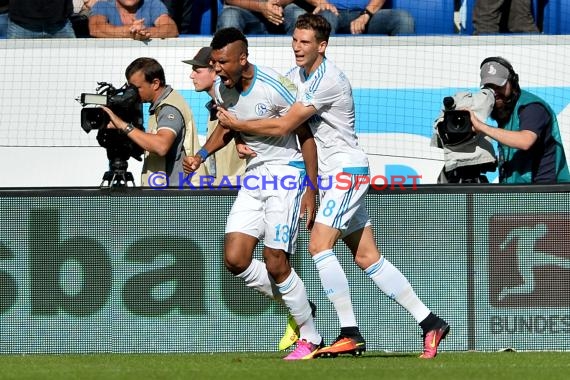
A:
387;0;456;35
184;0;222;35
461;0;473;35
199;0;223;35
461;0;541;35
541;0;570;34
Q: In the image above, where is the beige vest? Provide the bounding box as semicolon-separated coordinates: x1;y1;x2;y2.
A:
205;118;246;186
141;89;205;187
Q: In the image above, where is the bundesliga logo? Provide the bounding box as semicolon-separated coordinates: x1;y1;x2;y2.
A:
488;214;570;307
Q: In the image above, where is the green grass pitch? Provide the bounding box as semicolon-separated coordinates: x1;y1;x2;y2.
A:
1;352;569;380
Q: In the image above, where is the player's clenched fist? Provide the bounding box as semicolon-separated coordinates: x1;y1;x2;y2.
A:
183;155;202;174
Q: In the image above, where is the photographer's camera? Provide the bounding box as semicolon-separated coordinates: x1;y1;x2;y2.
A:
77;82;144;188
433;89;497;183
437;97;475;146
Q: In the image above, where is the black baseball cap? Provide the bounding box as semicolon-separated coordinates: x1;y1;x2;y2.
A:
182;47;212;68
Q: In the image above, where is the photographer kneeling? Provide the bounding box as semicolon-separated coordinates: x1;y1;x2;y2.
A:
469;56;570;184
101;57;204;187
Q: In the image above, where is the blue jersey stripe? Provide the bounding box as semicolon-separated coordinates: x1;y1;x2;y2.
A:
288;161;305;169
332;181;354;229
342;166;369;175
288;174;305;252
307;61;326;95
257;70;296;104
240;66;257;97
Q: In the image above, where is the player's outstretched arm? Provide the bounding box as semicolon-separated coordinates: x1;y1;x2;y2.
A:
202;124;235;157
296;124;318;230
184;124;235;174
217;103;316;137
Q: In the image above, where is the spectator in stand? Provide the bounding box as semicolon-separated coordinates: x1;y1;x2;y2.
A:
89;0;178;40
7;0;76;38
0;0;8;38
217;0;308;35
473;0;538;34
162;0;194;35
71;0;99;37
305;0;414;35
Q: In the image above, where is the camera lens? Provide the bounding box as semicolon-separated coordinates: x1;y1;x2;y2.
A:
81;108;109;132
453;114;466;128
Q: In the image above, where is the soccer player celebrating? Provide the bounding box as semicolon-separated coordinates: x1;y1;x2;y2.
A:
183;27;323;360
217;13;450;359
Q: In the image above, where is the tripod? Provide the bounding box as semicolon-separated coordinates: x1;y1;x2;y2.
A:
100;158;135;188
441;163;496;184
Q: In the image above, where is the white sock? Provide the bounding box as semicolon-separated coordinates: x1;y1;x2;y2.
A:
276;268;321;345
313;249;357;328
365;257;430;323
236;258;280;301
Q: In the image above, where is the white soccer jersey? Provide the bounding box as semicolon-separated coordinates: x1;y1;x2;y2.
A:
286;58;369;175
214;65;303;169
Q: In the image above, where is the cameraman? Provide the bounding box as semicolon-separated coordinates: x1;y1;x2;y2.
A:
102;57;204;188
469;57;570;184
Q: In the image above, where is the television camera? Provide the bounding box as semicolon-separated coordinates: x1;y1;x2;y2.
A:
77;82;144;188
432;88;498;183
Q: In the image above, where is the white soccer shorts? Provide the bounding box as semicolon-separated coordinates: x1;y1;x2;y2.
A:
225;163;306;253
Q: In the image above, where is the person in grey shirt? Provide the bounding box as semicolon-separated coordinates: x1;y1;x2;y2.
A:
8;0;76;38
102;57;204;188
473;0;538;34
0;0;8;38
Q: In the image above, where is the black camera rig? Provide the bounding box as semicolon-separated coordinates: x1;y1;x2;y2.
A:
437;97;475;146
432;89;497;183
77;82;144;188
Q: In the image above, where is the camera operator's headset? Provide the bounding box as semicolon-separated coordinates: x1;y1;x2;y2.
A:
480;56;519;88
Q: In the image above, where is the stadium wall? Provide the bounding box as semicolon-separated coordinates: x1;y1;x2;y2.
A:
1;36;570;187
1;186;570;353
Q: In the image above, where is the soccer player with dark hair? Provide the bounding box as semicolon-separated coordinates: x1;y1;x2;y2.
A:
217;13;450;359
183;27;323;360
